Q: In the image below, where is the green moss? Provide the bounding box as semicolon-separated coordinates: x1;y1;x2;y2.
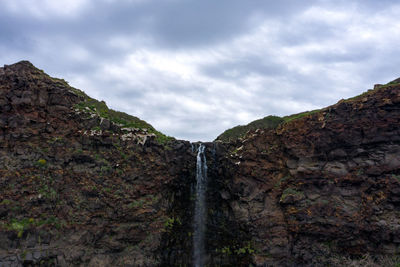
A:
234;242;255;255
164;217;182;230
128;199;145;209
216;242;255;256
280;187;304;202
36;159;47;166
274;175;291;189
6;216;66;237
0;199;12;205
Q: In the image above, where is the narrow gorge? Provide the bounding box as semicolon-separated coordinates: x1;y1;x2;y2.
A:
0;61;400;266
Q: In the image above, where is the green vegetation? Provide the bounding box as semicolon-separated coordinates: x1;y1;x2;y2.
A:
274;175;291;189
280;187;304;203
164;217;182;230
36;174;58;201
36;159;47;167
74;92;174;144
128;199;145;209
216;78;400;143
235;243;255;255
282;109;320;123
216;242;255;256
216;112;321;142
0;199;12;205
216;115;284;142
7;216;65;238
345;78;400;103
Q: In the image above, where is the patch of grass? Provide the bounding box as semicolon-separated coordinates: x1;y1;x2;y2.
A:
164;217;182;230
216;115;284;142
7;216;66;237
216;242;255;256
216;111;322;142
128;199;145;209
282;109;321;123
0;199;12;205
74;96;174;144
345;78;400;103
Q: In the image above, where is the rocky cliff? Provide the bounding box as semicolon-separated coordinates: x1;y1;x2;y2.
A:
0;61;399;266
218;81;400;266
0;61;196;266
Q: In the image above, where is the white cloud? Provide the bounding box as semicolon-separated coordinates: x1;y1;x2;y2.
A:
67;2;400;140
2;0;400;141
3;0;89;18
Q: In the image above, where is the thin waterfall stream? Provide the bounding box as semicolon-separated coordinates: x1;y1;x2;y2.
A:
193;143;207;267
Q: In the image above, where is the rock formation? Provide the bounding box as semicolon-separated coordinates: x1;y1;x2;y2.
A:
0;61;399;266
219;81;400;265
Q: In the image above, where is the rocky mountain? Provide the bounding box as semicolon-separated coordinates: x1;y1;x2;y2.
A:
0;61;194;266
0;61;399;266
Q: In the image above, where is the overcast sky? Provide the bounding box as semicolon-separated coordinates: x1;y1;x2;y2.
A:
1;0;399;141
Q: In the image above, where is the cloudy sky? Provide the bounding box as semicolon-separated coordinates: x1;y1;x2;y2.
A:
1;0;399;141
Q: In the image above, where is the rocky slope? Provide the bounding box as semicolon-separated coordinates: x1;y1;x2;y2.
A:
0;61;196;266
0;61;400;266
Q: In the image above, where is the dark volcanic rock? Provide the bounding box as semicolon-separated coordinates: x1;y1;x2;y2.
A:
1;61;400;266
0;61;196;266
220;82;400;266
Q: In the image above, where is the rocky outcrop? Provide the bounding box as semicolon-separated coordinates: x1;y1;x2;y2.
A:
220;83;400;265
1;61;400;266
0;61;195;266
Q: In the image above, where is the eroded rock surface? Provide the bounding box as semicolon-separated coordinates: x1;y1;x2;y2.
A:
0;61;196;266
221;82;400;265
1;61;400;266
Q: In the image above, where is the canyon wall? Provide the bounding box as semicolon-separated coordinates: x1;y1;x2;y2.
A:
218;82;400;265
0;61;399;266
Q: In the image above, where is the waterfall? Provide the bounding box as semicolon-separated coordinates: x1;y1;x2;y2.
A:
193;143;207;267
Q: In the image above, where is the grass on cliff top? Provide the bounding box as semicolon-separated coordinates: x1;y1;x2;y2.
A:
344;77;400;103
281;109;321;123
216;116;284;142
216;110;321;142
72;88;174;144
216;77;400;143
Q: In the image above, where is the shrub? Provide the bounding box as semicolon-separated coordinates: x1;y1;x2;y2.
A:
37;159;47;166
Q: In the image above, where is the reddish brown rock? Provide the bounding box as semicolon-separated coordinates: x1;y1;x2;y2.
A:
1;61;400;266
221;82;400;266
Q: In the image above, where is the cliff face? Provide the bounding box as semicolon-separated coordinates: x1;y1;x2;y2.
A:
220;82;400;265
0;61;196;266
0;61;400;266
